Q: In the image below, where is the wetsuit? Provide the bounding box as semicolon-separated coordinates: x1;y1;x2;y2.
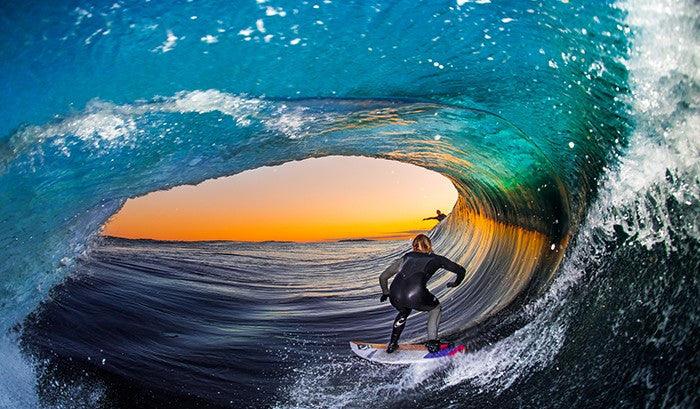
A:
424;213;447;222
379;251;466;347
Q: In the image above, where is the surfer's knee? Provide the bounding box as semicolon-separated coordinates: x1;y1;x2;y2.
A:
428;304;442;323
394;308;410;323
392;309;411;331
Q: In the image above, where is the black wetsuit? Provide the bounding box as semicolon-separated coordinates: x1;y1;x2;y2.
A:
425;213;447;222
389;251;463;310
379;251;466;345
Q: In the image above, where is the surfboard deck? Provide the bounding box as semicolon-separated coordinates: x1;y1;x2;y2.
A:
350;341;466;364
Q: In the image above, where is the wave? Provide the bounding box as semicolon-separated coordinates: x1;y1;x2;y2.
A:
0;0;698;407
0;93;572;330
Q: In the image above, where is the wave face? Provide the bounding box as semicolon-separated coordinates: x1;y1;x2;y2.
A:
1;0;698;407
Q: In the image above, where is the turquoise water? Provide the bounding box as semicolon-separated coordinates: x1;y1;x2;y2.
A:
1;0;698;407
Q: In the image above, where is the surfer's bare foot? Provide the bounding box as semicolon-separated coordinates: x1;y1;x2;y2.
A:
386;342;399;353
425;340;441;353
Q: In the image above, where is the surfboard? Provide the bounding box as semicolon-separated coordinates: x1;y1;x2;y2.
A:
349;341;466;364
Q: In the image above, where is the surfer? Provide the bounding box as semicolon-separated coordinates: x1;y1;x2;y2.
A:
422;209;447;222
379;234;465;353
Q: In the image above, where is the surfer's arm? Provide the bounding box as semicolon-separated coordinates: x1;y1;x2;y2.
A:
438;256;466;287
422;216;437;220
379;258;402;295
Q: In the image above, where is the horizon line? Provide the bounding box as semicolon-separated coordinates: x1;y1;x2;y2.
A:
99;232;426;244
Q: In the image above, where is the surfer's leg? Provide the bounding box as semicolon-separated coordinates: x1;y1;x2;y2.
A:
426;304;442;340
420;295;442;353
387;308;411;353
390;308;411;341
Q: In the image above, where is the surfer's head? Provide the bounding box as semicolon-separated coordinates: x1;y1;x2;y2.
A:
412;234;432;254
436;210;442;215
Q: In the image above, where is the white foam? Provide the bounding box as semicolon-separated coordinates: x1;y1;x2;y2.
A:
457;0;491;5
13;90;266;157
160;90;264;127
600;0;699;250
73;7;92;26
256;19;266;33
0;335;106;409
263;107;313;139
154;30;178;53
444;318;566;391
0;337;39;409
238;27;254;37
200;34;218;44
22;108;138;152
265;6;287;17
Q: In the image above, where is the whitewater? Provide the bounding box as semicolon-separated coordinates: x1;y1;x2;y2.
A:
0;0;697;407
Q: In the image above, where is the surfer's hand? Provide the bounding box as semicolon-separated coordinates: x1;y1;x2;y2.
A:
446;281;458;288
380;294;389;302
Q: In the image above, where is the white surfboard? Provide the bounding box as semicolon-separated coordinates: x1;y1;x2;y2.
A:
350;341;466;365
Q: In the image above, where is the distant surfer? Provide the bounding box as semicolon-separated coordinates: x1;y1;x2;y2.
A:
423;209;447;223
378;234;466;353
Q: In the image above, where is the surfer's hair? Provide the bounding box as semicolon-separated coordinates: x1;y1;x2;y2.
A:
412;234;432;253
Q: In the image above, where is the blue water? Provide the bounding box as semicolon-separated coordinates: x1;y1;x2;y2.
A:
23;239;412;407
1;0;698;408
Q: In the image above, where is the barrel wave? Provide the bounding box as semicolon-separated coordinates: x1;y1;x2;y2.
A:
0;0;697;408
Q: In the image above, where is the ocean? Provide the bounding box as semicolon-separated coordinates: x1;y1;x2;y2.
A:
1;0;698;407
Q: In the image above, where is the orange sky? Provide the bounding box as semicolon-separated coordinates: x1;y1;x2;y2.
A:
102;156;458;242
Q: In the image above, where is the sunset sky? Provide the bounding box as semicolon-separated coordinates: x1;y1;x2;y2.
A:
102;156;458;242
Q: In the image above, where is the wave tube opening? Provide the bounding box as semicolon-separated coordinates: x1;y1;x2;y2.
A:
99;155;459;243
3;95;572;407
